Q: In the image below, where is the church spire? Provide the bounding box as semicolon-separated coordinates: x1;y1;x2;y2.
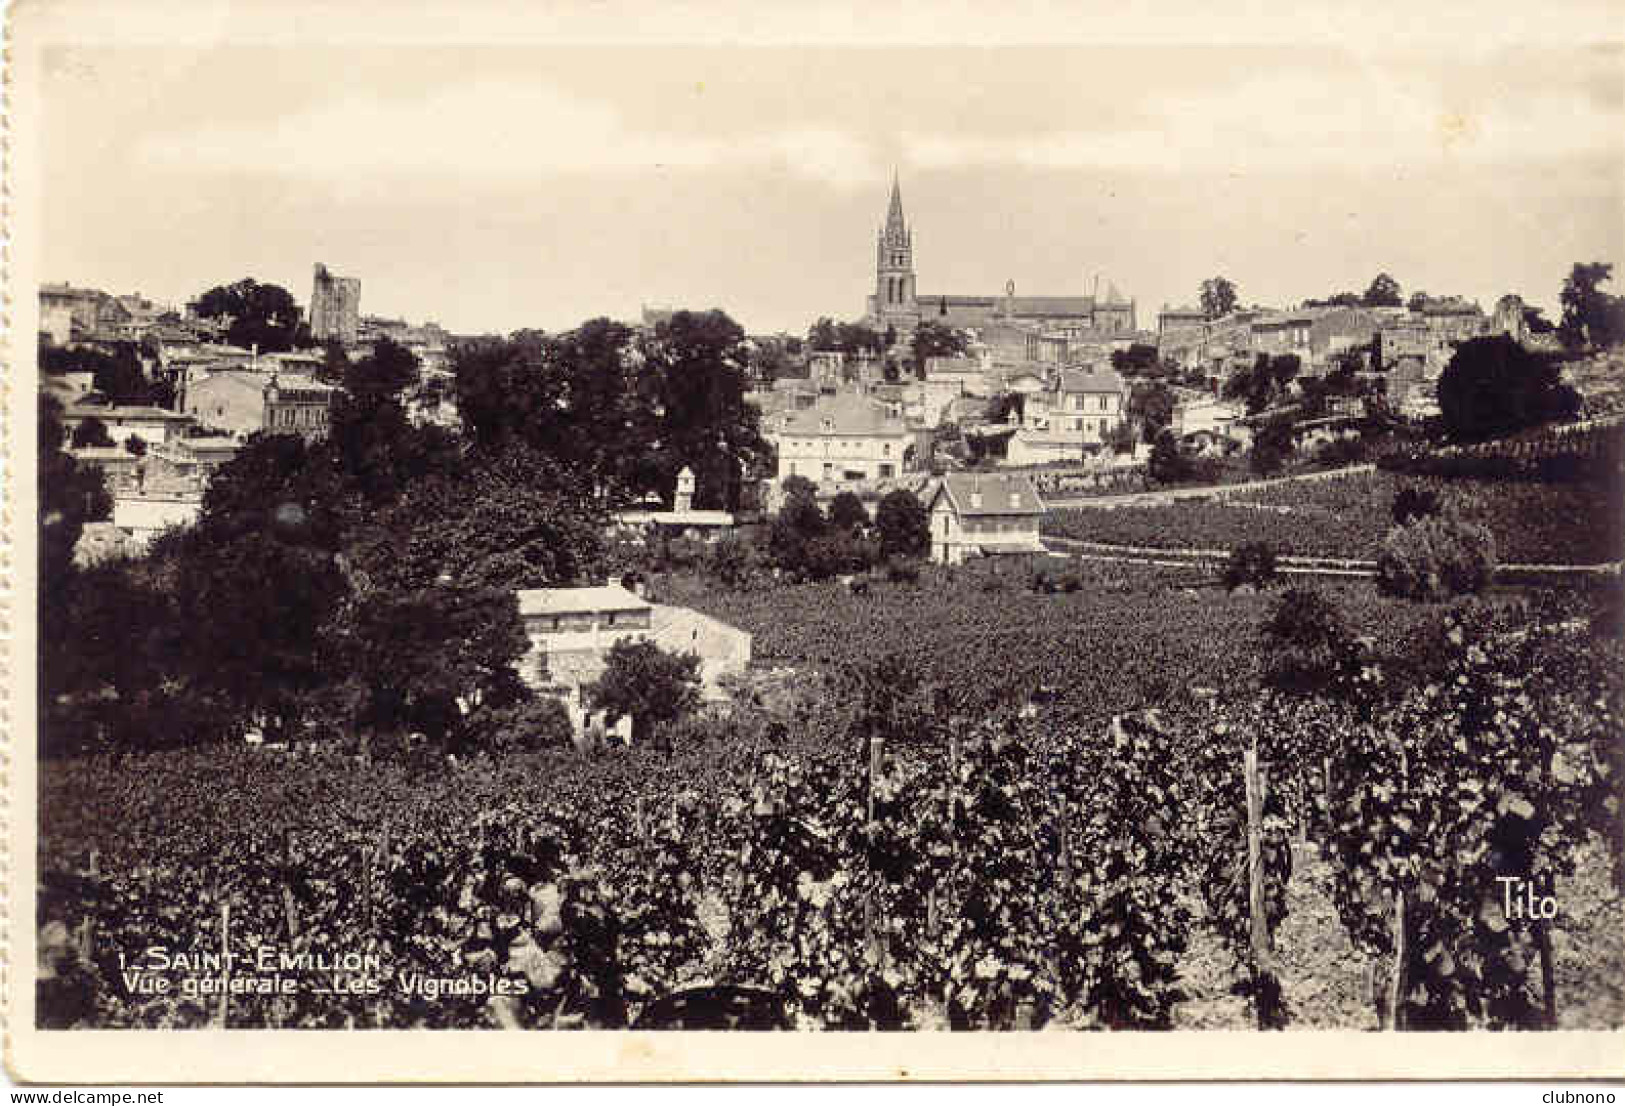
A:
884;171;907;241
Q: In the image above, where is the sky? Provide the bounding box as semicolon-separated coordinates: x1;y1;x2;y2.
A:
31;11;1625;337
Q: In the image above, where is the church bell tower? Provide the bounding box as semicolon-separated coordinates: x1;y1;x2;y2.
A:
874;172;917;330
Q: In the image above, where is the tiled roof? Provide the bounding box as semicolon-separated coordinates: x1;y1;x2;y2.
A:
932;472;1045;517
1058;367;1126;394
773;393;907;438
66;403;191;420
1008;296;1095;317
516;585;651;618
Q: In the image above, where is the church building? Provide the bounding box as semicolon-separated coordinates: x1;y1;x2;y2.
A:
864;175;1136;337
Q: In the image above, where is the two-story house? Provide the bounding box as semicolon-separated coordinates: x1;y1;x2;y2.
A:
926;473;1046;565
767;392;911;496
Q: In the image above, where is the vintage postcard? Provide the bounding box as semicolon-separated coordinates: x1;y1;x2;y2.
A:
5;0;1624;1084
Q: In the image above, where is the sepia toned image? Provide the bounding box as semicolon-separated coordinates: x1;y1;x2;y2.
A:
5;0;1625;1084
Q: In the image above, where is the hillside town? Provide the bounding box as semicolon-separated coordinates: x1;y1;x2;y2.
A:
36;173;1625;1037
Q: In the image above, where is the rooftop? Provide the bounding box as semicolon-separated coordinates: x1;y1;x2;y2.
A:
933;472;1045;517
1058;367;1126;394
516;584;652;619
65;403;192;421
773;392;907;438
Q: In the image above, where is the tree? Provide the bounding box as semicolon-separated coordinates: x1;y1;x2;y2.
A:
874;488;930;562
1249;414;1296;476
191;278;312;352
1377;513;1497;601
70;417;113;449
1260;588;1361;697
1304;292;1363;309
1223;542;1278;591
1104;419;1139;454
1436;335;1580;442
1110;343;1163;377
345;335;420;401
768;485;827;577
40;396;114;734
587;638;702;748
1199;276;1238;320
1558;261;1625;350
807;317;883;356
910;321;968;370
1407;291;1430;313
641;310;769;511
1391;486;1442;526
42;343;152;405
349;445;608;594
318;341;351;384
1127;381;1176;443
171;433;350;743
343;583;531;749
709;534;757;588
1363;273;1403;308
1147;428;1192;485
1224;354;1288;416
828;490;869;532
1522;305;1556;335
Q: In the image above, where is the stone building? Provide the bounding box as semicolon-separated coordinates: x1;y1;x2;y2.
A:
864;175;1135;337
183;369;334;440
309;263;361;345
926;472;1046;565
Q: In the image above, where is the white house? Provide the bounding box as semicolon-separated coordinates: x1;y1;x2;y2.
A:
926;473;1046;565
1173;395;1249;447
1051;366;1126;444
61;403;195;449
514;583;752;745
767;392;911;497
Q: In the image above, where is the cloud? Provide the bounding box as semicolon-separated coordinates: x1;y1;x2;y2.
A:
136;62;1619;189
902;69;1621;174
138;77;886;187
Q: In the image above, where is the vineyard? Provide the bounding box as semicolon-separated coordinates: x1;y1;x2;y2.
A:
1044;470;1623;565
657;561;1460;716
38;590;1625;1031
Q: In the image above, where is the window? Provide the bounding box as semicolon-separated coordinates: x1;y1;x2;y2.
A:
883;443;891;456
1099;395;1109;411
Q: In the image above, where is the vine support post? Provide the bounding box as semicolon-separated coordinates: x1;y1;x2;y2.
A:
281;829;300;942
635;795;647;844
1244;739;1279;1029
1322;755;1333;837
866;732;886;969
361;845;374;933
1388;888;1407;1032
217;899;232;1029
1536;873;1558;1028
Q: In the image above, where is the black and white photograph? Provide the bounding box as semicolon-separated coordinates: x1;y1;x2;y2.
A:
6;0;1624;1084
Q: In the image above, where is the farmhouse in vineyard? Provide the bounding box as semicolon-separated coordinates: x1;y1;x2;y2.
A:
926;472;1046;565
514;582;752;742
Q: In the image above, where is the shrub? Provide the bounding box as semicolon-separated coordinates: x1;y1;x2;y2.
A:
874;489;930;561
1058;572;1082;593
1223;541;1278;591
1376;513;1497;600
709;534;755;588
1390;486;1442;526
471;696;575;755
828;491;869;532
885;558;921;585
1261;588;1361;697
